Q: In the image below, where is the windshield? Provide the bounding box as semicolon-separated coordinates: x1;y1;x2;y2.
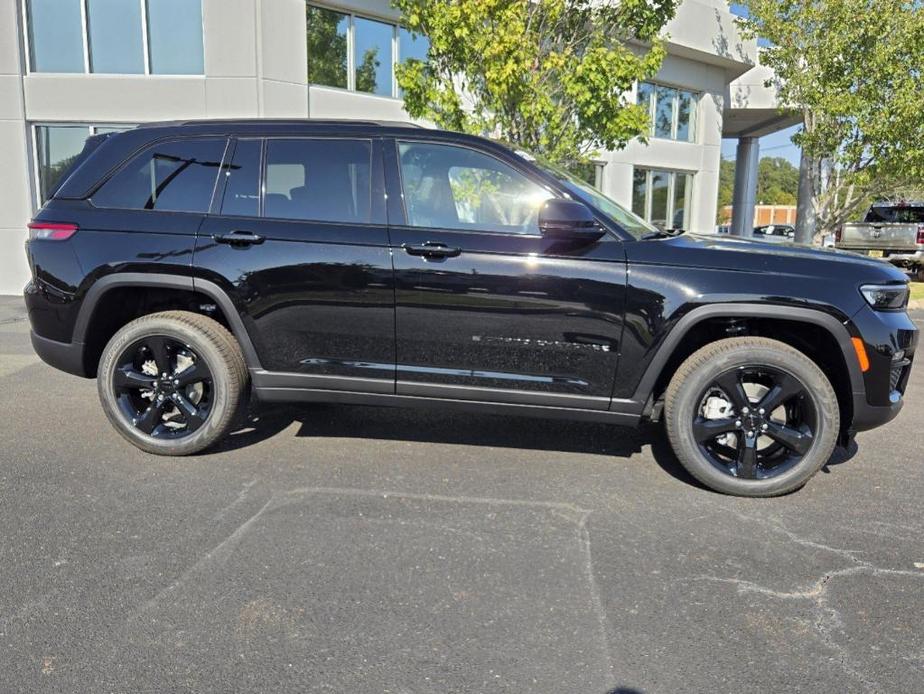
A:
523;154;657;239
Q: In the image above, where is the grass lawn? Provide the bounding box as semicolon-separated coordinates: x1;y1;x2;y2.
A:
911;282;924;302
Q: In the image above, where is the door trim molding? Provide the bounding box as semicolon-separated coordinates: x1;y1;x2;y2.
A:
254;386;640;425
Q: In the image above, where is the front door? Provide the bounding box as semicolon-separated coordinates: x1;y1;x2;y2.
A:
386;139;627;410
195;136;395;392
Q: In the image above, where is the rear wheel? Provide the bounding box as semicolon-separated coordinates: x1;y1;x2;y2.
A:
664;337;839;496
913;265;924;283
98;311;247;455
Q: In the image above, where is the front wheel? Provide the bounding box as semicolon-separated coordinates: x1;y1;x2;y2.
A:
664;337;839;497
97;311;248;455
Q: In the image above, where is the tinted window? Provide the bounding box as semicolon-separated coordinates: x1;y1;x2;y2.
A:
146;0;204;74
220;139;262;217
307;5;348;88
398;142;551;234
93;138;226;212
87;0;144;73
26;0;84;73
865;206;924;224
264;139;371;222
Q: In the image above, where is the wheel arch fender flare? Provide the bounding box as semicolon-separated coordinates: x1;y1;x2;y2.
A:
73;273;262;369
631;303;865;403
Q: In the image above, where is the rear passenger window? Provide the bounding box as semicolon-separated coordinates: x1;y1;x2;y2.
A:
264;139;371;223
220;139;261;217
92;138;226;213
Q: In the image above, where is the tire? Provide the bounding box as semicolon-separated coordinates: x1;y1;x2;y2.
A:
97;311;248;455
913;265;924;283
664;337;839;497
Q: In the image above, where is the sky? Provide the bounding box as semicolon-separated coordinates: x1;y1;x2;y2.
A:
722;125;802;167
721;3;801;167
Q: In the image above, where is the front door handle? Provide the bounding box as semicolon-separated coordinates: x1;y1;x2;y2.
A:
403;242;461;259
213;230;265;246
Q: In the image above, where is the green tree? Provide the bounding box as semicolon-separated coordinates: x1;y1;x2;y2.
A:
738;0;924;238
392;0;679;170
716;156;800;222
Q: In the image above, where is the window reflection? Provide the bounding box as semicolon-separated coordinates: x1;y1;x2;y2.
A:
307;5;349;89
399;142;551;234
354;17;393;96
633;167;693;231
637;82;697;142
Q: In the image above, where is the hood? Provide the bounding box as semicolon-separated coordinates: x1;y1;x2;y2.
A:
647;233;909;283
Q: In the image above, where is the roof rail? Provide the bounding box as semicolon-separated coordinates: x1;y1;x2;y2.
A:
134;118;424;129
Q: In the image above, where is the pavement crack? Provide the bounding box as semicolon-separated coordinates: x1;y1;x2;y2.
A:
692;565;924;692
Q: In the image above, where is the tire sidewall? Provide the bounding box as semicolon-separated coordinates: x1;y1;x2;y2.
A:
667;343;839;496
98;316;237;455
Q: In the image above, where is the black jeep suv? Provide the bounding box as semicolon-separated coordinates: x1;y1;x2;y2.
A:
24;119;918;496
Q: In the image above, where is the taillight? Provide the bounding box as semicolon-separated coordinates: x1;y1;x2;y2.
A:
28;221;78;241
916;224;924;245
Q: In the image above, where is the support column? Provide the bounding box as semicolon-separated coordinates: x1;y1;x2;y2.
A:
794;148;815;244
731;136;759;237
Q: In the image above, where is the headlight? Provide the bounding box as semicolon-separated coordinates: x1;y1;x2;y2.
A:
859;284;909;311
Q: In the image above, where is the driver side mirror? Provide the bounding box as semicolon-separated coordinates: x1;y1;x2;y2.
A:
538;199;605;241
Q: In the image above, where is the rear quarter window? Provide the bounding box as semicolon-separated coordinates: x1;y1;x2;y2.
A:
91;137;227;213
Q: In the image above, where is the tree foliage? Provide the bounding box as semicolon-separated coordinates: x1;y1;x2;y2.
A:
738;0;924;234
717;157;800;220
392;0;679;169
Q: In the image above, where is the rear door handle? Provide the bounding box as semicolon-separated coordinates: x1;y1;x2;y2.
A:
213;230;265;246
403;242;461;259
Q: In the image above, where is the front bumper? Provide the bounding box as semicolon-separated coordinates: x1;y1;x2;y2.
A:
850;393;903;431
848;304;918;431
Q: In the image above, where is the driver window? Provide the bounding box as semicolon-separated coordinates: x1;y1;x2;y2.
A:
397;141;552;234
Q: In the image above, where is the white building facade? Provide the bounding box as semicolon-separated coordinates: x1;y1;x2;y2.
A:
0;0;788;295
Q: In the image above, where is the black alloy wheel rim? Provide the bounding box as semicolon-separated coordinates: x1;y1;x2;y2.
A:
692;365;817;480
113;335;214;439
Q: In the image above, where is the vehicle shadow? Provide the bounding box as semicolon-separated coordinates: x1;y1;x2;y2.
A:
217;402;653;458
215;402;861;489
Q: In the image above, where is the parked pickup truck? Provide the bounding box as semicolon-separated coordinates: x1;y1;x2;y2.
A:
836;202;924;281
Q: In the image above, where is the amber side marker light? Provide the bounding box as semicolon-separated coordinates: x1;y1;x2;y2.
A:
851;337;870;373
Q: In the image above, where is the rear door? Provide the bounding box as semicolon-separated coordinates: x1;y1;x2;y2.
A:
385;138;627;410
195;135;395;392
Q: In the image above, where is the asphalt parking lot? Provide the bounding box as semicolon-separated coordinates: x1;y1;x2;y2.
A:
1;296;922;693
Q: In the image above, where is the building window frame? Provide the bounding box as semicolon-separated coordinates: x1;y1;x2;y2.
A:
20;0;204;76
307;3;425;100
29;122;135;208
632;166;694;231
637;80;699;143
